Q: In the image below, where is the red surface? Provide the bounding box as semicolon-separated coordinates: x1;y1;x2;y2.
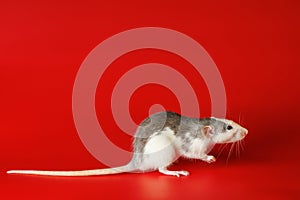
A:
1;0;300;199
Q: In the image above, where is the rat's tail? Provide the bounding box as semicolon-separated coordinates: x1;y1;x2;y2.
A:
6;165;134;176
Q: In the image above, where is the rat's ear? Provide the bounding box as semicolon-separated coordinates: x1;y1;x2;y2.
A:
203;126;214;137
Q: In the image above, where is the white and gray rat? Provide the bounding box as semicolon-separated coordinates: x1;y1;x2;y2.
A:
7;111;248;177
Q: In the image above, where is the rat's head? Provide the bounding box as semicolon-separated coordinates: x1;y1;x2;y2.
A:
203;118;248;144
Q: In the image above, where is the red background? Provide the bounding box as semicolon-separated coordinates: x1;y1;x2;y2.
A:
1;0;300;199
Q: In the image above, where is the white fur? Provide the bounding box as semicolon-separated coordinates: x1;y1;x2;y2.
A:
181;137;210;159
143;127;180;154
214;132;234;143
140;127;180;171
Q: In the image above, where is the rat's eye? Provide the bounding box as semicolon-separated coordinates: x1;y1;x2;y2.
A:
226;125;233;130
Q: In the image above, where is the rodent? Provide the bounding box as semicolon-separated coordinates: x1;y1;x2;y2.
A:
7;111;248;177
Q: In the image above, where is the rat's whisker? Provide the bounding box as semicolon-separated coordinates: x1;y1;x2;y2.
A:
238;141;241;158
217;143;228;159
226;143;235;165
240;139;245;152
235;142;238;157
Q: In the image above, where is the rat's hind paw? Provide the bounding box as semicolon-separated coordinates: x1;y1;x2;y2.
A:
158;167;189;177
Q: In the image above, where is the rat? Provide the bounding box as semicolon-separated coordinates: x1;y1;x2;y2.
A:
7;111;248;177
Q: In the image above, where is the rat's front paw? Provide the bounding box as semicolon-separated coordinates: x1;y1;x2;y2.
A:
205;155;216;163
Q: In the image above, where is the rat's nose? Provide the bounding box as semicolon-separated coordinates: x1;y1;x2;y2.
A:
243;128;248;135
